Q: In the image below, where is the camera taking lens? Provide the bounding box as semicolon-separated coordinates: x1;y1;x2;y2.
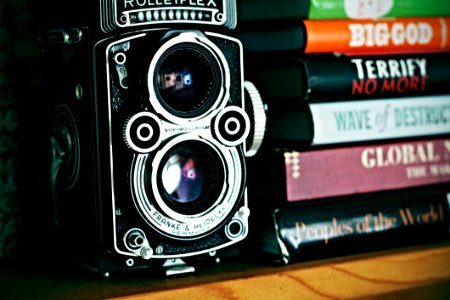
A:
158;141;224;215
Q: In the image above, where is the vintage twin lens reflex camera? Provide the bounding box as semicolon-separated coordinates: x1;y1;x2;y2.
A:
37;0;264;276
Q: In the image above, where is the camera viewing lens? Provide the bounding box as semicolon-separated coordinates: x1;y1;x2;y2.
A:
154;44;222;118
155;141;224;215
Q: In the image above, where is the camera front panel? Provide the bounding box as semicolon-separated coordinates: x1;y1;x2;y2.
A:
99;29;249;264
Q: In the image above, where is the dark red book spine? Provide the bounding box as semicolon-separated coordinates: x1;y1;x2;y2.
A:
284;138;450;201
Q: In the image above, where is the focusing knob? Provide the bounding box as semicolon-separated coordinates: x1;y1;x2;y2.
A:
42;28;83;45
212;106;250;147
244;81;267;157
124;112;162;153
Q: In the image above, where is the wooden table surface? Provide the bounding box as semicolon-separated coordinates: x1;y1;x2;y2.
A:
1;242;449;299
109;242;450;300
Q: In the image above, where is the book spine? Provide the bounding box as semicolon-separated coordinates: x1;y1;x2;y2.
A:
237;1;450;22
310;95;450;145
237;0;310;22
244;58;308;105
285;138;450;201
304;17;450;55
305;54;450;101
267;94;450;147
245;54;450;102
309;0;450;20
237;25;306;53
269;188;450;263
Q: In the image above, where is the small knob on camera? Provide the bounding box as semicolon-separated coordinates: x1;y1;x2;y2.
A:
123;228;153;260
140;246;153;260
43;28;83;45
124;112;162;153
211;106;250;147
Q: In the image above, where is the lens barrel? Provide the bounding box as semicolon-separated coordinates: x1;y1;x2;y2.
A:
148;32;230;124
131;134;245;240
154;44;222;118
157;140;225;215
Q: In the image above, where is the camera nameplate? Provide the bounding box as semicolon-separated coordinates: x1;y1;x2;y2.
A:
101;0;237;32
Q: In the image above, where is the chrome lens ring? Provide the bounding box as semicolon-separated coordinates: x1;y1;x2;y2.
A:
131;134;244;240
148;32;230;124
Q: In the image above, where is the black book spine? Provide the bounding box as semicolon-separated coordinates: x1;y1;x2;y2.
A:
305;53;450;101
244;58;308;106
237;24;306;54
244;53;450;103
248;187;450;264
237;0;310;23
265;105;314;147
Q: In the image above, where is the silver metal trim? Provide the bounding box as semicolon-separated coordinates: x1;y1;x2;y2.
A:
244;81;267;157
131;133;243;240
213;106;251;147
105;32;147;258
100;0;237;32
124;112;162;153
103;30;247;259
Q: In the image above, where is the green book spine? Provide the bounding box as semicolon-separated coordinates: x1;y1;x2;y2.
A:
309;0;450;19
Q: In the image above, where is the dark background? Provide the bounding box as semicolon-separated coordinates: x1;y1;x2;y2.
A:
0;0;49;258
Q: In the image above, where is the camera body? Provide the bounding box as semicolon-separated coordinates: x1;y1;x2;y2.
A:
36;0;251;276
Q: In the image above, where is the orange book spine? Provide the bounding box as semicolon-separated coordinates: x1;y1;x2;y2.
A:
304;17;450;55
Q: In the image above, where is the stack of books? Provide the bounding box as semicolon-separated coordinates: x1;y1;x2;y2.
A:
237;0;450;264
